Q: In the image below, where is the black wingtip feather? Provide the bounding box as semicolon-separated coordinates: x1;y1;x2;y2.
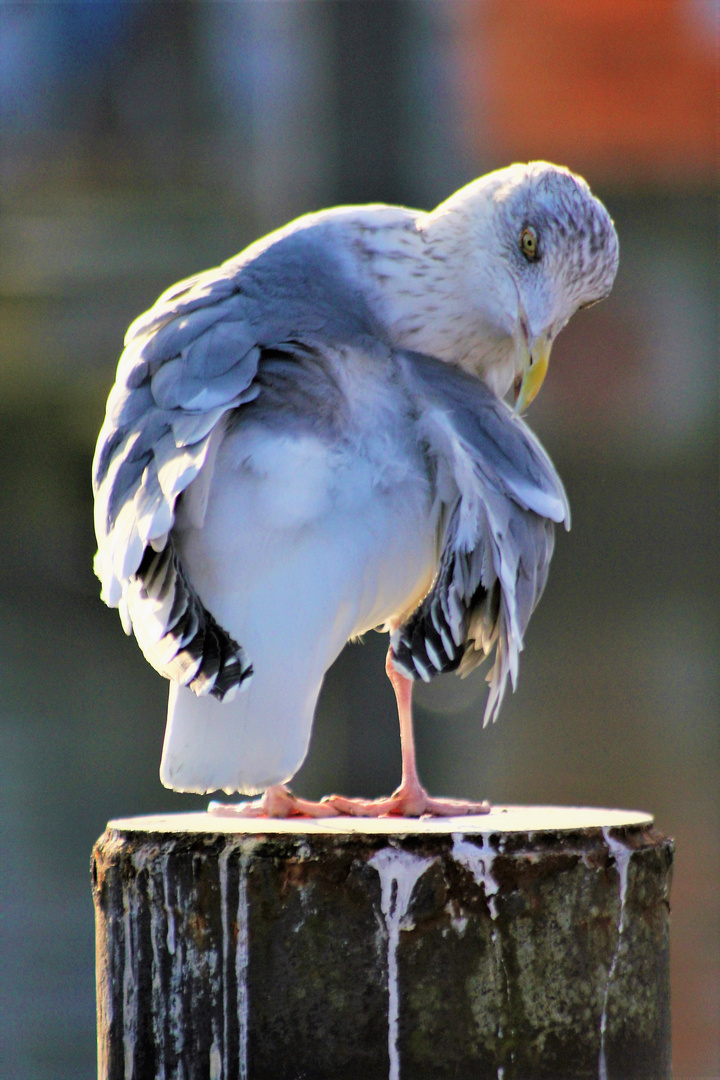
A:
391;557;476;681
133;540;253;700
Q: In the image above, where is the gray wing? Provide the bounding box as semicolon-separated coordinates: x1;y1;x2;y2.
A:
92;263;263;699
391;352;570;725
93;229;377;700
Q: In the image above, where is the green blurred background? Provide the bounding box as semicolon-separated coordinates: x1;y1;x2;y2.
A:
0;2;716;1077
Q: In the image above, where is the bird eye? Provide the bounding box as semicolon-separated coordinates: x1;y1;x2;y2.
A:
520;227;538;261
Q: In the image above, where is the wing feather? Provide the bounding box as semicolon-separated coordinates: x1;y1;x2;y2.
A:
392;352;569;725
92;265;263;701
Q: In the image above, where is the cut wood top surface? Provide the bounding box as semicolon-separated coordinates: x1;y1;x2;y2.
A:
106;804;653;837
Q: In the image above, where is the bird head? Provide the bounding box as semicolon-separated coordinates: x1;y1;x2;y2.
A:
421;162;620;410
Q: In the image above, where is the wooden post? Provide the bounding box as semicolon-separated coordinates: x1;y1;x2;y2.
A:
92;807;672;1080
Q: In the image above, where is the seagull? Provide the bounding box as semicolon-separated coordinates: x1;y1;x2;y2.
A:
93;162;618;818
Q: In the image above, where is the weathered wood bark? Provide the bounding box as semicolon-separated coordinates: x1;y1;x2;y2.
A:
92;807;672;1080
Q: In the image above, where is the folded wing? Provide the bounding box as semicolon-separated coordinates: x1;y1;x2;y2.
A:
92;265;261;700
93;225;391;704
391;352;570;725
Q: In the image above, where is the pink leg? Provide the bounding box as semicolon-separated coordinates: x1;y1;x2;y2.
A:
323;651;491;818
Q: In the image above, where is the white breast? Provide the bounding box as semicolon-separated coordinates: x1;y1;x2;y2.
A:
177;414;437;644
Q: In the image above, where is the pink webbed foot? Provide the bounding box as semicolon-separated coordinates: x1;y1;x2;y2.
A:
209;784;340;819
322;779;490;818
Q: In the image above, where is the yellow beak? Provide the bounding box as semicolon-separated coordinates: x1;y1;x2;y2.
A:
513;334;552;414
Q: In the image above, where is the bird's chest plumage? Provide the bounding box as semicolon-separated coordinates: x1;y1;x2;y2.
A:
174;356;439;668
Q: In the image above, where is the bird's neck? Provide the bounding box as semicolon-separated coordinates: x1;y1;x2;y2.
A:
341;213;518;398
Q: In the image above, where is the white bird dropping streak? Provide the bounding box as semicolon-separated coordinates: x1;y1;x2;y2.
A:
162;851;185;1064
218;846;232;1080
147;871;168;1080
598;830;633;1080
209;1030;222;1080
218;845;250;1080
370;848;435;1080
452;833;510;1057
236;855;250;1080
162;848;177;956
122;885;136;1080
451;833;499;918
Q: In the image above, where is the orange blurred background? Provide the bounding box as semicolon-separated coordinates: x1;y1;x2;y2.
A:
463;0;715;185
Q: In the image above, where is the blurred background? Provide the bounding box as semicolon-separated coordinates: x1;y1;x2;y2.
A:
0;1;716;1076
